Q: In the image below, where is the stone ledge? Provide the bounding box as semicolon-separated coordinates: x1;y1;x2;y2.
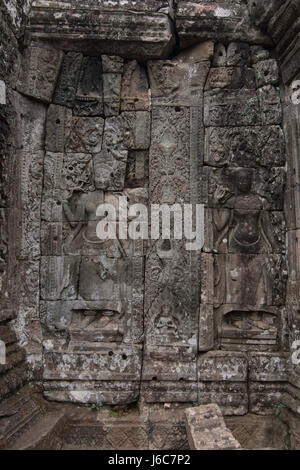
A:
26;1;175;59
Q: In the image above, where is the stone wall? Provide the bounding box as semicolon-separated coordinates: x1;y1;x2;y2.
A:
1;0;300;450
0;0;33;404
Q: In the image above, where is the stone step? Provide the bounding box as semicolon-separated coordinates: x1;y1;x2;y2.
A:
0;386;44;449
7;410;65;450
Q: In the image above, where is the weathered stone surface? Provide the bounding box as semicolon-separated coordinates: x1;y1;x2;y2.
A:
198;351;248;382
148;58;209;106
0;386;42;448
43;341;143;382
176;2;271;47
247;0;283;29
94;112;150;191
249;382;286;415
73;56;104;116
184;404;242;450
199;305;214;352
125;151;149;188
101;55;124;74
254;59;279;88
198;381;248;415
217;304;280;352
249;352;289;382
204;126;285;168
250;45;270;64
17;46;63;103
27;1;175;60
205;67;256;90
141;380;197;403
45;105;72;153
44;381;141;405
65;117;104;154
206;208;285;254
121;61;150;111
258;85;282;125
204;90;260;126
103;73;122;117
205;166;286;210
225;413;287;450
2;0;295;424
214;254;286;306
53;52;83;108
148;406;189;450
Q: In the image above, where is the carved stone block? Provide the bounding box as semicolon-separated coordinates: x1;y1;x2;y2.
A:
41;189;65;222
250;45;270;64
94;112;150;190
43;380;140;405
207;208;285;254
148;59;209;106
205;166;286;210
101;55;124;73
198;381;248;416
141;380;197;403
198;351;248;382
103;73;122;116
45;105;72;153
185;404;242;450
212;43;227;67
227;42;251;66
28;3;175;60
40;256;80;300
258;85;282;125
214;254;286;306
43;152;64;190
17;46;63;103
19;150;44;259
249;352;289;382
53;52;83;107
149;106;192;204
43;341;143;381
204;90;260;127
41;222;63;256
253;59;279;88
216;305;280;352
62;153;95;194
73;56;103;116
249;382;286;415
287;229;300;281
198;305;214;352
204;126;285;168
65;117;104;154
142;356;196;382
121;60;150;111
176;2;267;48
125;150;149;188
200;254;214;304
148;406;190;450
40;301;73;337
204;67;256;91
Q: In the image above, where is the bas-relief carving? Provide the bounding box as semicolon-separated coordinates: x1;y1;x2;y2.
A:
205;166;286;211
148;59;209;107
205;126;285;168
17;46;63;103
14;40;289;407
121;60;150;111
53;52;84;108
204;90;260;126
73;56;104;116
207;169;284;255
